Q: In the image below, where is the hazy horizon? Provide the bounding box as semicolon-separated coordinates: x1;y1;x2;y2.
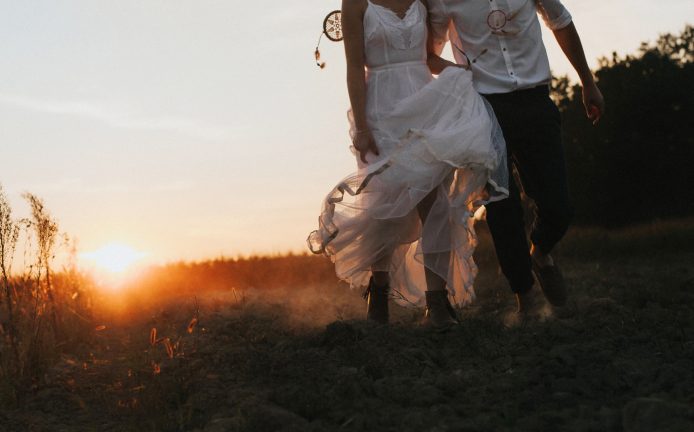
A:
1;0;692;268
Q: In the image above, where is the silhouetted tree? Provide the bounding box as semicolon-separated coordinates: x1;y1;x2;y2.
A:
552;25;694;227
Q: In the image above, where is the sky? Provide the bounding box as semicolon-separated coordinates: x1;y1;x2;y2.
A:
1;0;692;266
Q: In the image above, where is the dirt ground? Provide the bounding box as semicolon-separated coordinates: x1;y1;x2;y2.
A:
2;228;694;431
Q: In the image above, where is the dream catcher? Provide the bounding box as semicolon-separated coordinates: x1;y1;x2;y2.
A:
315;10;343;69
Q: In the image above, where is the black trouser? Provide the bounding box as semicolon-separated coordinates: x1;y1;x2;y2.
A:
483;85;573;294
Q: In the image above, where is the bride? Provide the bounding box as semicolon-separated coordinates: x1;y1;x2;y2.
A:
308;0;508;327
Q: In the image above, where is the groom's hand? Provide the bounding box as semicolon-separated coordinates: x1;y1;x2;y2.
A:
353;130;380;164
582;81;605;126
551;22;605;126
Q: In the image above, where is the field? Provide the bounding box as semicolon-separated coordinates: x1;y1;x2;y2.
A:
1;220;694;431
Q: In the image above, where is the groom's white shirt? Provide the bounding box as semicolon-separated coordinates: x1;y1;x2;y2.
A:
428;0;573;94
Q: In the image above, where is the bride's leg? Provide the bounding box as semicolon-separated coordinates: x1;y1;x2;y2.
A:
371;245;391;286
365;256;390;324
416;189;448;292
371;269;389;287
417;188;458;328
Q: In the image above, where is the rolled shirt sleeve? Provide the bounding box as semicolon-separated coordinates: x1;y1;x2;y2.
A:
536;0;572;30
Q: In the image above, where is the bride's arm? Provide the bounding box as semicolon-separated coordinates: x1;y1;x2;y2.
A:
422;1;459;75
426;25;459;75
342;0;379;163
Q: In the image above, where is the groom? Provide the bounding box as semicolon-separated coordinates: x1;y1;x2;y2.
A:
427;0;604;311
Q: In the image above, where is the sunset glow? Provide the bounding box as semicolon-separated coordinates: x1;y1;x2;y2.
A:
80;243;147;274
0;1;690;261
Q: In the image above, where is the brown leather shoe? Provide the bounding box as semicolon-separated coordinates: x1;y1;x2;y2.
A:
532;259;568;307
364;278;389;324
424;290;459;329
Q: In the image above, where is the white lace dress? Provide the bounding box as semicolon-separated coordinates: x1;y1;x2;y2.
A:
308;0;508;306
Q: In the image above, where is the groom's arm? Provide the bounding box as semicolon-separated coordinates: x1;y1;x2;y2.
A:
552;23;605;125
538;0;605;124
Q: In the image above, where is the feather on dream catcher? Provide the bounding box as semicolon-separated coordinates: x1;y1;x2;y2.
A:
315;10;343;69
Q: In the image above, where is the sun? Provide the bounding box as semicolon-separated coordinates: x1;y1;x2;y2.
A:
81;242;147;274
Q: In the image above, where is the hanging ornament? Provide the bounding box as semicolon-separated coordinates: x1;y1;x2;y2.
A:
315;10;343;69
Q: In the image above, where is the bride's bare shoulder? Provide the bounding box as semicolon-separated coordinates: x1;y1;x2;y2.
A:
341;0;368;15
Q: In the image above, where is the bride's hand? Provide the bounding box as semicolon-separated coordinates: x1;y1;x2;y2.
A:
353;129;380;163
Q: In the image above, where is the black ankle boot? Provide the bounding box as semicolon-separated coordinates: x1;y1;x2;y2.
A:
364;277;389;324
424;290;459;329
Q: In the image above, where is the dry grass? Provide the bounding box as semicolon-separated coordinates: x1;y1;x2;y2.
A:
0;187;95;405
1;188;692;430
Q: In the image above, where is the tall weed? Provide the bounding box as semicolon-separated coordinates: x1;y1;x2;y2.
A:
0;186;94;405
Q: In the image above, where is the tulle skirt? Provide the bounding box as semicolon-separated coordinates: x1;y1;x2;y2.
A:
308;67;508;306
